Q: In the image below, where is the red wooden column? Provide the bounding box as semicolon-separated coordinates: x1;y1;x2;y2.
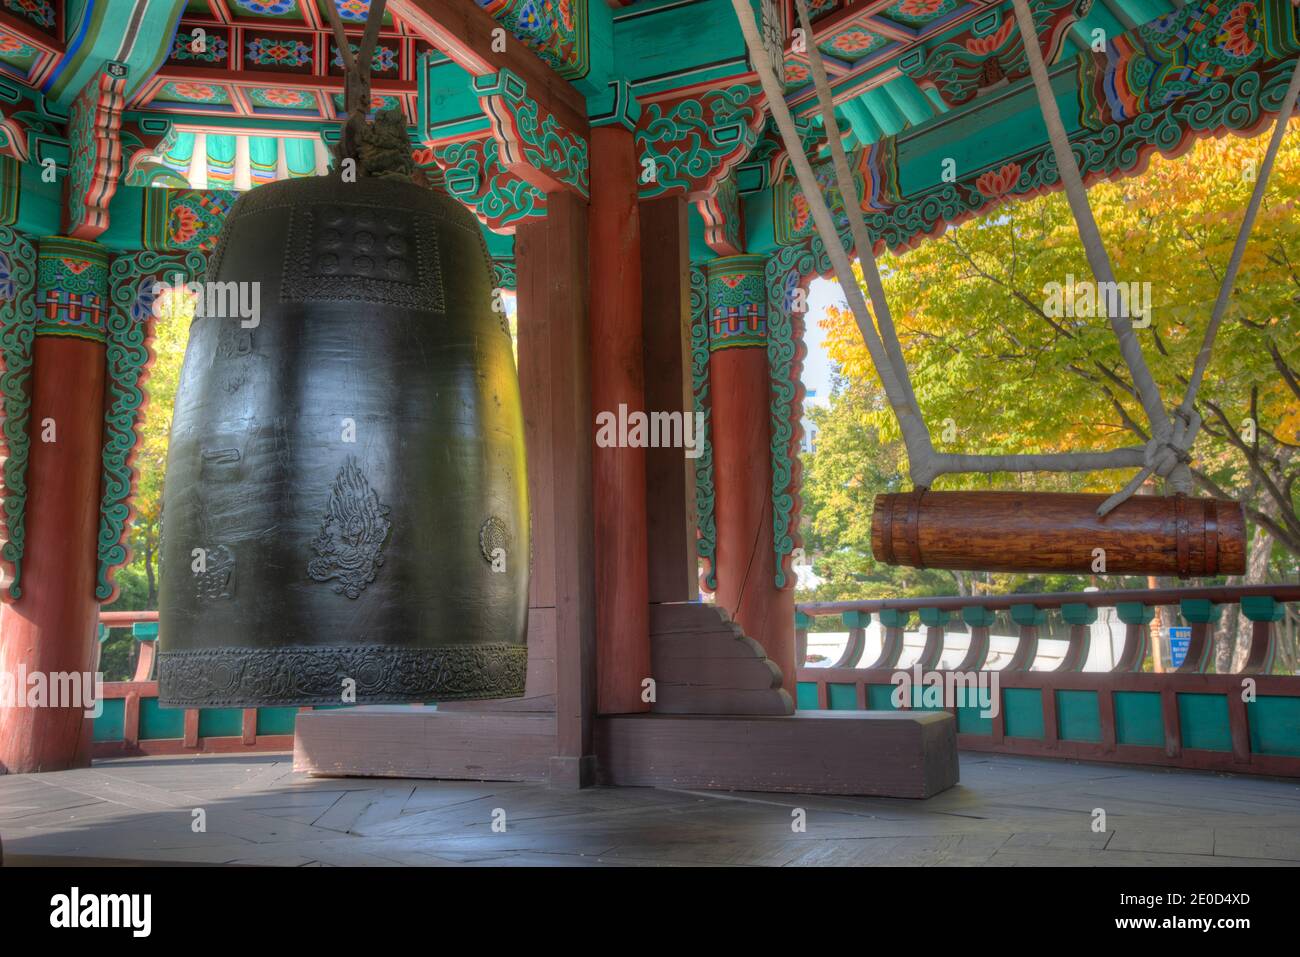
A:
516;193;597;788
0;237;109;773
705;254;796;686
588;126;651;715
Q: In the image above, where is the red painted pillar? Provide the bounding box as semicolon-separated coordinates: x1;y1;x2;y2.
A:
705;255;796;687
0;238;109;772
588;126;650;715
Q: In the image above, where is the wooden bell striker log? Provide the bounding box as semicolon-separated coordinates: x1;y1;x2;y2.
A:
871;491;1245;578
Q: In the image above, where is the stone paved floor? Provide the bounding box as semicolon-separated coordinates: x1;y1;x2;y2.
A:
1;752;1298;866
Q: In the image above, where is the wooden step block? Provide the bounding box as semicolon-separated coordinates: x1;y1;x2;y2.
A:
649;601;736;634
596;710;959;798
649;601;794;715
294;707;554;782
652;685;794;715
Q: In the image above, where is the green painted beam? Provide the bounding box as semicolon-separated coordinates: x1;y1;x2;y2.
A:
883;79;934;128
842;99;884;145
46;0;187;105
861;88;906;137
611;0;752;98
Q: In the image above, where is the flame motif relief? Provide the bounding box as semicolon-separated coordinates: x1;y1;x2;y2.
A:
308;457;392;599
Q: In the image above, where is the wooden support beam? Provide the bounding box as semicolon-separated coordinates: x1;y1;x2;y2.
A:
639;193;697;604
391;0;589;136
516;190;596;787
589;126;650;715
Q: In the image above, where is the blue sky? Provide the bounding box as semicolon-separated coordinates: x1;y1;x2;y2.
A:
803;276;843;408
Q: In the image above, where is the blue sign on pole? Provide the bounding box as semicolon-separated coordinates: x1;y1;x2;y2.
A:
1169;626;1191;669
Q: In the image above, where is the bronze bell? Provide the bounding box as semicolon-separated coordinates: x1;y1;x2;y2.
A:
156;173;529;706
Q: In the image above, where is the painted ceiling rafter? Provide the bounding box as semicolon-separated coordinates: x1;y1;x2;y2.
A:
64;59;127;239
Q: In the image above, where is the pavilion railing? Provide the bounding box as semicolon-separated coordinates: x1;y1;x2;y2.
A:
795;584;1300;777
93;610;299;758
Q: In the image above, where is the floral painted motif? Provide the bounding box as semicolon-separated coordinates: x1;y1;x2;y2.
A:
473;0;589;80
158;81;229;103
2;0;55;29
1105;0;1266;119
245;37;312;67
334;0;372;21
902;0;1089;108
789;193;810;232
885;0;958;25
250;87;317;109
0;31;36;58
168;204;199;245
1218;2;1260;58
821;28;888;61
965;19;1015;55
144;190;237;253
974;162;1021;197
170;35;229;63
231;0;298;15
330;41;398;72
330;93;401;116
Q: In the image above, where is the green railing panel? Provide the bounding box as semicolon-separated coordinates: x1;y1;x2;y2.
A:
957;705;993;735
256;707;300;736
866;684;898;710
1247;695;1300;757
1177;692;1232;752
93;698;125;742
827;683;858;710
139;698;186;740
1003;688;1044;738
795;681;819;710
905;687;948;712
1055;690;1101;743
1114;691;1164;747
198;708;244;738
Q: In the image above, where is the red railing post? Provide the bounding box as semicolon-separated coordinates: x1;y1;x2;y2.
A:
957;606;995;671
1007;604;1045;671
1240;596;1282;674
1177;599;1221;674
870;608;909;670
916;607;949;671
1114;602;1154;672
1058;603;1095;671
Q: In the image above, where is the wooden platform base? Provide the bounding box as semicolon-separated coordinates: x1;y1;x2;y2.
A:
294;707;958;798
597;710;957;798
293;707;554;782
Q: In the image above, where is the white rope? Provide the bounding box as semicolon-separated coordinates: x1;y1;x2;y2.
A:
1009;0;1170;440
1178;51;1300;418
791;0;920;419
734;0;1294;512
1097;51;1300;516
728;0;936;474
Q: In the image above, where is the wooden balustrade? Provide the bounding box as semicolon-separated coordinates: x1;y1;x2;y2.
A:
93;609;298;758
798;584;1300;676
795;584;1300;777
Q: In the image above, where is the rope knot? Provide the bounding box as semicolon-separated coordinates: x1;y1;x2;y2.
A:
1143;409;1200;478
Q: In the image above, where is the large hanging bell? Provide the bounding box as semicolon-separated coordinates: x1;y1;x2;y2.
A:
156;173;529;706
